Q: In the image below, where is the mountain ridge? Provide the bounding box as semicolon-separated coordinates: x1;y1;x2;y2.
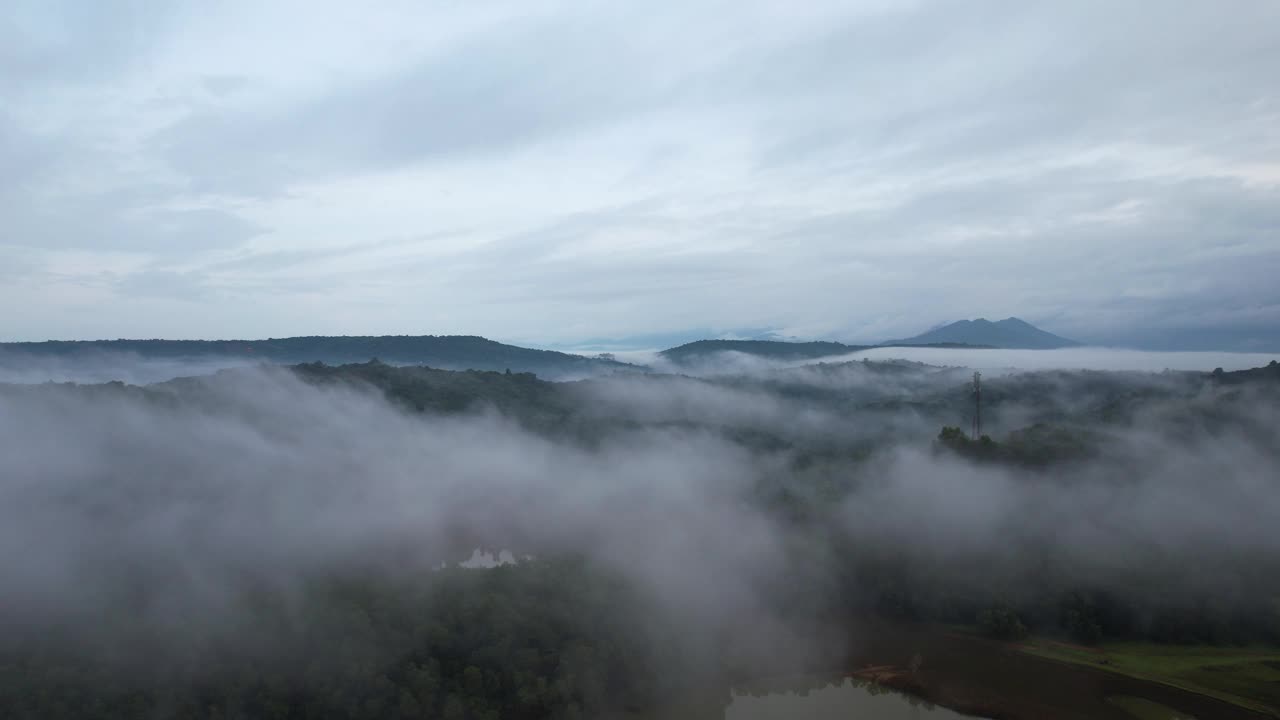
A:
887;317;1080;349
0;335;635;378
658;338;995;365
658;339;867;363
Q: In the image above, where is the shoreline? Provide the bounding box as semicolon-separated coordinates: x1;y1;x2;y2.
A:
839;621;1275;720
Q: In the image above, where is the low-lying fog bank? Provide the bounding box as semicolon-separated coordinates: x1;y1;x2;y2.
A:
0;350;263;385
852;346;1279;373
0;357;1276;717
4;344;1275;387
590;347;1278;378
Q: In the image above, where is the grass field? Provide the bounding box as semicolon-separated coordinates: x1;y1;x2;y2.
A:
1019;638;1280;718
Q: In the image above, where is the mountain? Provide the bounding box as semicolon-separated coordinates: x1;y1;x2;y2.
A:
887;318;1080;349
658;338;1002;366
659;339;867;364
0;335;635;379
1211;359;1280;384
553;327;786;353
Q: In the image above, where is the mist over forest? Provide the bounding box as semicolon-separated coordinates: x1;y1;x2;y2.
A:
2;350;1277;718
6;0;1280;715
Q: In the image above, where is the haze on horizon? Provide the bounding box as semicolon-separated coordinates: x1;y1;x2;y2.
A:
3;1;1279;350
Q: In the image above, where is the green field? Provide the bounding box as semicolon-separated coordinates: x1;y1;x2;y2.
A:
1020;639;1280;717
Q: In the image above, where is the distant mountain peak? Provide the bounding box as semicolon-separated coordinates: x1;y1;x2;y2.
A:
887;318;1079;349
996;317;1035;327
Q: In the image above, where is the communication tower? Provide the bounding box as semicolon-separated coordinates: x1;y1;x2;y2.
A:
972;371;982;439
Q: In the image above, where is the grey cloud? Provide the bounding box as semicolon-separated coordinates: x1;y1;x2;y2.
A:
749;1;1280;172
207;230;465;275
0;247;39;283
2;0;1279;344
142;207;267;253
157;13;671;197
0;112;57;193
5;193;265;253
200;74;251;97
0;2;179;96
111;268;214;302
747;169;1280;344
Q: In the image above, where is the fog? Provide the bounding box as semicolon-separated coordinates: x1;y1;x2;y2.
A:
851;346;1278;374
613;347;1277;382
0;350;263;385
0;368;799;675
844;435;1280;599
0;357;1277;691
3;346;1274;389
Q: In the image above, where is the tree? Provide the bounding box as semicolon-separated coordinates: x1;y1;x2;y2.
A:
937;426;968;450
978;604;1027;640
443;695;466;720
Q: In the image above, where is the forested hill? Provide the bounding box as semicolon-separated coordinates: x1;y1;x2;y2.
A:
660;339;867;364
658;338;993;365
0;335;635;378
1213;359;1280;384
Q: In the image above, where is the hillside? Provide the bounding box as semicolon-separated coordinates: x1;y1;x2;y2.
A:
888;317;1080;349
658;338;1001;366
0;335;633;378
1211;359;1280;384
659;339;866;364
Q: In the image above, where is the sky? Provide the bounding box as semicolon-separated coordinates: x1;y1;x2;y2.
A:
2;0;1279;349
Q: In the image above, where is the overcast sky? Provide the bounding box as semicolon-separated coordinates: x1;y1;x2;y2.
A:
3;0;1278;348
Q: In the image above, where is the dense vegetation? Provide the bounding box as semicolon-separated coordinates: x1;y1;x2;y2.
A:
0;560;703;720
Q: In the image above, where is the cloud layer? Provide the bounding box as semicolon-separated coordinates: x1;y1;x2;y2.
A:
2;359;1278;678
3;1;1279;346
